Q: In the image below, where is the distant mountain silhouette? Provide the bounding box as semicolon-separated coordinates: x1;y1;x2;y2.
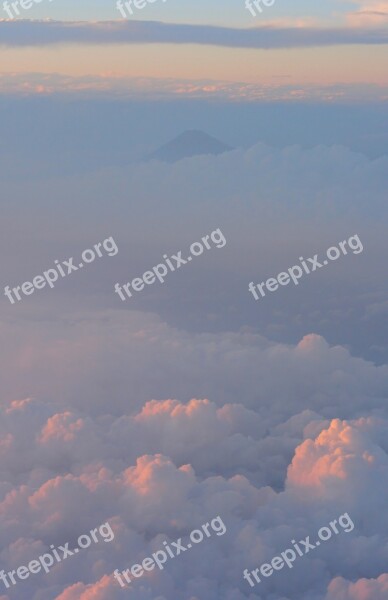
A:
146;130;233;163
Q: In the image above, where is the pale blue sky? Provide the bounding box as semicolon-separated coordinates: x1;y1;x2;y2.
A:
12;0;351;25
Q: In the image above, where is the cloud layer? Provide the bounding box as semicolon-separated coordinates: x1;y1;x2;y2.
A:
1;331;388;599
1;19;388;48
0;87;386;598
1;73;386;103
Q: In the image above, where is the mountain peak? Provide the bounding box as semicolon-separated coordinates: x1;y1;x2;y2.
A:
147;130;233;163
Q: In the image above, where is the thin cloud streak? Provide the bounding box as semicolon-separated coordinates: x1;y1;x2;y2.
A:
0;72;386;103
0;19;388;48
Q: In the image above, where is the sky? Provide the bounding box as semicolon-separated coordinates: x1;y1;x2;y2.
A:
0;0;387;93
0;0;357;24
0;1;388;600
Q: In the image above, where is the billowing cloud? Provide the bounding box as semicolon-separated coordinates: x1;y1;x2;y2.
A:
0;316;388;599
0;86;387;599
325;574;388;599
1;390;388;599
1;310;388;420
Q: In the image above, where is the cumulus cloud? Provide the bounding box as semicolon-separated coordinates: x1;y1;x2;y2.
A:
325;574;388;599
1;390;388;599
0;312;387;598
0;104;387;599
1;139;387;362
1;310;388;420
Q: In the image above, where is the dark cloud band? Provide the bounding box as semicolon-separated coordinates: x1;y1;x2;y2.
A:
0;19;387;48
